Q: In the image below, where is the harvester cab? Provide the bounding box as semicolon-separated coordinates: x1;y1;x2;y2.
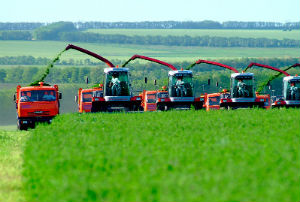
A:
15;82;62;130
230;73;254;99
282;76;300;106
65;44;142;112
168;70;196;109
93;67;142;112
104;68;130;97
122;55;203;110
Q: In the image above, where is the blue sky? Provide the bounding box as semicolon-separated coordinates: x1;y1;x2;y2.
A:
1;0;299;22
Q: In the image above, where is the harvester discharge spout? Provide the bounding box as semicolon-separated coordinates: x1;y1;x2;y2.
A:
187;59;239;73
244;62;290;76
122;55;177;70
65;44;115;67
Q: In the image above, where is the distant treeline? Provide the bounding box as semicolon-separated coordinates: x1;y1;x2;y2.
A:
60;32;300;48
1;22;300;48
0;31;32;40
0;21;299;30
0;57;299;85
1;31;300;48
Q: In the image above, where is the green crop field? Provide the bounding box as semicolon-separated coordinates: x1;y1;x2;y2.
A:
85;29;300;40
0;127;28;202
0;40;299;63
23;109;300;202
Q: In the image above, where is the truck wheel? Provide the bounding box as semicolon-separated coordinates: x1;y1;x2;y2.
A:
17;120;27;130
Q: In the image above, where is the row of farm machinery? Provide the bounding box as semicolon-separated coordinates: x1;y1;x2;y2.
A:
14;44;300;129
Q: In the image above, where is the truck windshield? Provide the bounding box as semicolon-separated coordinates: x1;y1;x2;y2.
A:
20;90;56;102
82;92;92;102
105;71;130;96
147;94;156;103
93;90;103;98
209;96;220;105
169;74;193;97
157;92;168;98
284;80;300;100
231;77;254;98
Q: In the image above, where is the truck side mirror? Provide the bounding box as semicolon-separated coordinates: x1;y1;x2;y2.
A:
145;77;148;84
13;94;16;101
59;93;62;99
86;77;89;84
75;95;78;103
154;80;157;86
208;79;211;86
216;82;219;87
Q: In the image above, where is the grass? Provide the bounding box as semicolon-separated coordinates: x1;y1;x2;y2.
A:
85;29;300;40
0;128;28;202
23;109;300;202
0;40;299;63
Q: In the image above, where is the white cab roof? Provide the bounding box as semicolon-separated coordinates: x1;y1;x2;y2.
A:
168;70;193;76
231;72;254;78
283;76;300;82
104;68;129;73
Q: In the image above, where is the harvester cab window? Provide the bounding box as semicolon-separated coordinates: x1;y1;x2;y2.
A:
231;76;254;98
169;73;193;97
146;94;156;103
82;92;92;102
284;79;300;100
209;96;221;105
105;71;130;96
20;90;56;102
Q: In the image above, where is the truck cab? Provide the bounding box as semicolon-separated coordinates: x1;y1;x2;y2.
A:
15;82;61;130
77;87;103;113
140;89;170;111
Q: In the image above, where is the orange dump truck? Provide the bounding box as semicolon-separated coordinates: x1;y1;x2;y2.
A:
201;90;230;111
76;86;103;113
14;82;62;130
139;88;170;111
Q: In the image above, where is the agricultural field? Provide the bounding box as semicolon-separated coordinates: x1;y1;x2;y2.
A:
85;29;300;40
0;127;28;202
0;40;299;63
22;109;300;202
